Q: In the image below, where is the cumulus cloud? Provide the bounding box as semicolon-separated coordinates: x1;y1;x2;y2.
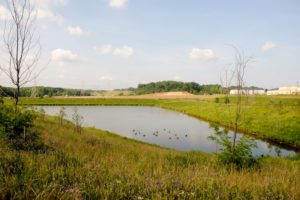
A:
189;48;215;60
0;5;10;20
67;26;88;37
261;42;278;52
95;44;113;55
113;46;134;58
1;1;67;23
51;48;78;62
35;9;64;24
109;0;128;8
32;0;68;8
95;44;134;58
31;0;68;24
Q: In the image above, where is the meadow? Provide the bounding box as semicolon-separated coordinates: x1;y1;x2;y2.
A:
18;95;300;149
1;116;300;199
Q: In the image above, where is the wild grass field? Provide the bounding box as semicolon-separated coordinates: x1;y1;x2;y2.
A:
18;95;300;149
1;116;300;199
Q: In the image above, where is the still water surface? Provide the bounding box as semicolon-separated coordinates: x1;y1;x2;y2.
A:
39;106;296;157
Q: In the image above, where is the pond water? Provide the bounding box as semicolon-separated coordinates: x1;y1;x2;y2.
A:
38;106;296;157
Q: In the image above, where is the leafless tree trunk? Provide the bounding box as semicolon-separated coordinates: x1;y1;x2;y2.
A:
220;47;252;150
231;47;252;148
0;0;41;107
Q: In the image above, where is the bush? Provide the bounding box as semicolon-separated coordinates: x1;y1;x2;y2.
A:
0;104;45;151
209;132;259;168
224;96;230;104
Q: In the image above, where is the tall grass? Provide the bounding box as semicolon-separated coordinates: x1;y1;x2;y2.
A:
1;116;300;199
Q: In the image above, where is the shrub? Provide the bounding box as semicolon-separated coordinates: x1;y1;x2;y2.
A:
0;104;45;151
224;96;230;104
209;132;259;168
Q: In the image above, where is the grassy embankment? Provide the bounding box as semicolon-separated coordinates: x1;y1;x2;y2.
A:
1;115;300;199
19;95;300;149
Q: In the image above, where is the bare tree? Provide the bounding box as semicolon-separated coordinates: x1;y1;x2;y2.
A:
0;0;41;107
72;107;84;134
210;47;257;167
231;47;253;148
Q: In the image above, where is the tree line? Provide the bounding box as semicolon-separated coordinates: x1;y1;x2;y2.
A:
136;81;223;95
0;86;93;98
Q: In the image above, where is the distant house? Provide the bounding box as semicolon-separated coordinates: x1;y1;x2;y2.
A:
230;89;265;95
267;85;300;95
278;86;300;94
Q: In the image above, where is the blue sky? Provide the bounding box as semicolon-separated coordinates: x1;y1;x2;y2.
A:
0;0;299;90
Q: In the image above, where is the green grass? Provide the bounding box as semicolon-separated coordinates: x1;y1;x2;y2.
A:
18;95;300;149
1;116;300;199
18;98;158;106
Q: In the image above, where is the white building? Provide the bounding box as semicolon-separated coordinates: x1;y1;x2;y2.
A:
278;86;300;94
267;85;300;95
230;89;265;95
266;90;279;95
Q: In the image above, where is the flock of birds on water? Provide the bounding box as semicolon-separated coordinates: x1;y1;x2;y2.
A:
132;128;188;140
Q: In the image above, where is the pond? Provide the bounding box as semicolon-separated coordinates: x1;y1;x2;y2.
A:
38;106;296;157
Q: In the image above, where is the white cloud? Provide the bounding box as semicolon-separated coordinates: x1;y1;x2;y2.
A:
189;48;215;60
51;48;78;62
0;5;10;20
261;42;278;52
1;1;67;23
113;46;134;58
109;0;128;8
95;44;113;55
31;0;67;24
67;26;88;37
32;0;68;9
35;9;64;24
95;44;134;58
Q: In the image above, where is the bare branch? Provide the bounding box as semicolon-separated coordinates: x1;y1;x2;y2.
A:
0;0;42;106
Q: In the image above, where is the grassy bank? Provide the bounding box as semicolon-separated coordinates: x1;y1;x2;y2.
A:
1;116;300;199
18;95;300;149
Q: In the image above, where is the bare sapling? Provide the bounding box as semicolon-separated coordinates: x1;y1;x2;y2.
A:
58;107;66;126
209;47;258;168
72;107;84;134
0;0;42;107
